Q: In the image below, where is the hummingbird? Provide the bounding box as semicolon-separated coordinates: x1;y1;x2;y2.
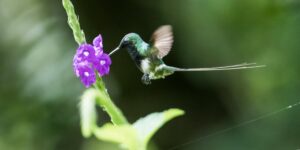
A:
109;25;264;85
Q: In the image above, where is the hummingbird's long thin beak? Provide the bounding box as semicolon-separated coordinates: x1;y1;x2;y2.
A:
109;47;120;56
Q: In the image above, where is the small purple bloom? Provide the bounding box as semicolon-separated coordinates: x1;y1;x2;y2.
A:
75;44;96;62
73;60;87;77
73;34;112;88
77;65;96;88
94;53;112;76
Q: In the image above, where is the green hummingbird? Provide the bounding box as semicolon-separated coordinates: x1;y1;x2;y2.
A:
109;25;264;85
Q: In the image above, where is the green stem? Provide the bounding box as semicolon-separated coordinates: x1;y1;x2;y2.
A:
95;77;129;125
62;0;86;44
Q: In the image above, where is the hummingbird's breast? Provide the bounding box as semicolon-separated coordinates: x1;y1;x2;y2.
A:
140;58;152;73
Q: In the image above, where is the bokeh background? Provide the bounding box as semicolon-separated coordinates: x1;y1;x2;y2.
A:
1;0;300;150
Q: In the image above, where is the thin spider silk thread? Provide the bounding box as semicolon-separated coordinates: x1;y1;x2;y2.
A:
168;101;300;150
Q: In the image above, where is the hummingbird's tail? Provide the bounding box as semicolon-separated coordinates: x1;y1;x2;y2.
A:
164;63;265;72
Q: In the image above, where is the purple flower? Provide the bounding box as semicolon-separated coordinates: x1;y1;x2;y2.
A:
75;44;96;62
73;34;111;88
94;53;112;76
77;65;96;88
73;60;88;77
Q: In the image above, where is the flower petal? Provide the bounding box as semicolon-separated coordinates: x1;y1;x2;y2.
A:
76;44;96;61
94;53;112;76
93;34;104;55
78;65;96;88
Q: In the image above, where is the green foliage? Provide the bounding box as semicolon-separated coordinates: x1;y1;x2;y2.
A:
80;89;98;138
93;124;138;150
80;89;184;150
91;110;184;150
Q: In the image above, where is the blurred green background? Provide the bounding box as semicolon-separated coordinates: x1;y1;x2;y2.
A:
1;0;300;149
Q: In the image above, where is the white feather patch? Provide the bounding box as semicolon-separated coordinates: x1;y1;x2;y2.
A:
141;59;151;73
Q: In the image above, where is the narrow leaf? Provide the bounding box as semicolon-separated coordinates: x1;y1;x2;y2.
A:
80;89;98;138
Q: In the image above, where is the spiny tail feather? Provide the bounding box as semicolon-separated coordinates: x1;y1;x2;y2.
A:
164;63;265;72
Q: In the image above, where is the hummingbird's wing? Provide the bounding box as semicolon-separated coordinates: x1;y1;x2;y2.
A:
150;25;174;58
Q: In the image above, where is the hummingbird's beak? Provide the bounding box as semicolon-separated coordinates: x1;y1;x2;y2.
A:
109;47;120;56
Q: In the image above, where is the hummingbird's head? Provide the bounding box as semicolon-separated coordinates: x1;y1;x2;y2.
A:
120;33;140;48
109;33;142;55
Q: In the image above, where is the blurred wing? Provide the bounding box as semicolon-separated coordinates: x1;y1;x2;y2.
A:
150;25;174;58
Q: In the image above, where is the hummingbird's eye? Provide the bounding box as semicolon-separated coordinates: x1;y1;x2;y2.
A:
122;40;130;46
121;38;130;48
124;37;129;42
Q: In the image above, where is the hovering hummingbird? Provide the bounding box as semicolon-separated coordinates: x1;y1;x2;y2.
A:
109;25;264;85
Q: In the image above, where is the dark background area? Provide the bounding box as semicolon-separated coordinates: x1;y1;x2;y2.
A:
1;0;300;149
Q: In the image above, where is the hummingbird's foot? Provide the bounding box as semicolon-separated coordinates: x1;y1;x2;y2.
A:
141;74;151;85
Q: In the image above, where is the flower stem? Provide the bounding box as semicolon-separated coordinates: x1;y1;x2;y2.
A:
95;78;129;125
62;0;86;44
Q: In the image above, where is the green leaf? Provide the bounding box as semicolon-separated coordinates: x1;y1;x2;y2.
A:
133;109;185;147
80;89;98;138
93;124;139;150
80;88;129;138
92;109;184;150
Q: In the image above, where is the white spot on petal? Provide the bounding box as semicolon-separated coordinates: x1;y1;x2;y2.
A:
83;51;89;56
84;72;90;77
100;60;106;65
